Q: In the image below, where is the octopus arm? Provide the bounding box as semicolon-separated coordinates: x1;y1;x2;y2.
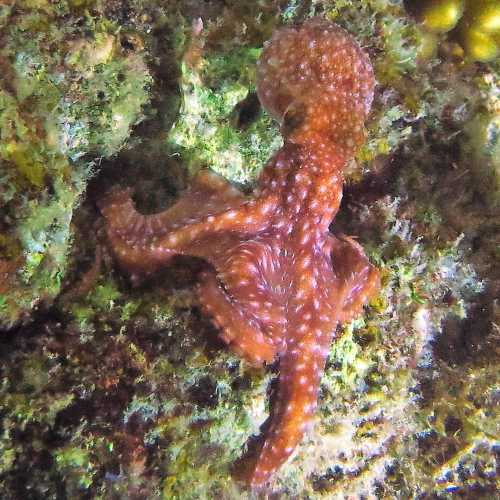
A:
329;234;380;322
197;271;278;366
242;340;325;487
98;170;245;241
99;170;279;276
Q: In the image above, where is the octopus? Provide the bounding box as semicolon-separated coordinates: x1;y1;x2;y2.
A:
99;17;380;488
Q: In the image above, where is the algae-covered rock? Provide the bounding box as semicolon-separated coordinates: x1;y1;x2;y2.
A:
0;0;498;498
166;17;283;186
167;44;282;186
0;2;152;328
462;72;500;208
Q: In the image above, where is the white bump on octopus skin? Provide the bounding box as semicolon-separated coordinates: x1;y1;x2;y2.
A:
309;199;320;211
294;302;305;314
260;313;272;322
300;233;310;246
311;343;323;353
300;420;313;432
298;188;308;200
297;323;308;334
270;445;280;455
246;263;258;275
303;402;315;414
253;464;263;477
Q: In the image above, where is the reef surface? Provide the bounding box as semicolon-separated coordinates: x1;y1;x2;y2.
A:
0;1;498;498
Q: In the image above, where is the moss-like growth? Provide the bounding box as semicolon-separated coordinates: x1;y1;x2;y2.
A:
0;1;498;498
0;3;152;328
168;45;282;186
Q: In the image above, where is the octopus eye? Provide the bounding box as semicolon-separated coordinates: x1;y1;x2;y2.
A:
281;102;306;137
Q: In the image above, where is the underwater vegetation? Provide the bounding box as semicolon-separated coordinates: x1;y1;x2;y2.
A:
0;0;153;328
0;0;499;498
408;0;500;62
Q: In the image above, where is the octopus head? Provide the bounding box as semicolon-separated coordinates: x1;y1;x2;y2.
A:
257;17;375;156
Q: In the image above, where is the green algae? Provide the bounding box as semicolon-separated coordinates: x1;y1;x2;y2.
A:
168;47;282;186
0;2;153;329
0;0;499;498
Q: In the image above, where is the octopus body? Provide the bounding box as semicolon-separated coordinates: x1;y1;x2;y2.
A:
100;18;379;488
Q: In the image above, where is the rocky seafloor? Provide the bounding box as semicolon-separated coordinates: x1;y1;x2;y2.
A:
0;0;498;498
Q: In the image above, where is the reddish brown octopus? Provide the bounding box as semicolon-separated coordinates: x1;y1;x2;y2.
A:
100;17;380;488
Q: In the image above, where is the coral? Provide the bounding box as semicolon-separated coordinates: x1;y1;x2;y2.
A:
461;72;500;208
